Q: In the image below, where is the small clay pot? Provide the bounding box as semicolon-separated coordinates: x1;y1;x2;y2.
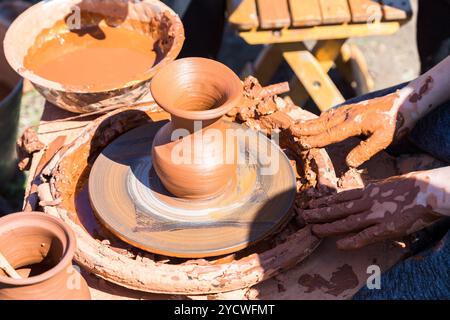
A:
151;58;243;199
0;212;91;300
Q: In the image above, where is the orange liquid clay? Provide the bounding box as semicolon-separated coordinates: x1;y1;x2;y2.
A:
24;23;158;88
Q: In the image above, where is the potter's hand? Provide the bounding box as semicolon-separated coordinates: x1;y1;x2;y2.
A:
290;93;402;167
301;167;450;250
290;56;450;168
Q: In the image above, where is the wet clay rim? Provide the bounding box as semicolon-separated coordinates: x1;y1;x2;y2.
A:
37;104;336;295
0;212;76;286
150;58;243;120
3;0;185;93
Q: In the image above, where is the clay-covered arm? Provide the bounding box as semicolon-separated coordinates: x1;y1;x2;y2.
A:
418;166;450;217
290;56;450;168
396;55;450;132
301;166;450;250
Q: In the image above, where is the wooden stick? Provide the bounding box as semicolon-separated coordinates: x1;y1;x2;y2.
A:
0;252;22;279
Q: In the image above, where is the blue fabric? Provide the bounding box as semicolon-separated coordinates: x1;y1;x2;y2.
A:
410;103;450;163
354;233;450;300
335;84;450;299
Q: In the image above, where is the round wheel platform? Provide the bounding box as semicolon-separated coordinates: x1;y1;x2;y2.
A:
88;122;297;258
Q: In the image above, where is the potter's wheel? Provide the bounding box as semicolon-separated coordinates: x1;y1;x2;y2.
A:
89;121;297;258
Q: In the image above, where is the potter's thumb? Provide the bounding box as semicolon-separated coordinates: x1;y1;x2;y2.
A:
346;148;370;168
346;140;377;168
346;131;390;168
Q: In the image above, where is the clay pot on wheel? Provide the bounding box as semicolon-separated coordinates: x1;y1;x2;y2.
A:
151;57;243;199
0;212;91;300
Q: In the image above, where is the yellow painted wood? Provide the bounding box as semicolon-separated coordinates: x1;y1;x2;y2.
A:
319;0;351;24
227;0;259;30
348;44;374;95
336;43;374;95
281;43;344;111
239;21;400;44
284;39;345;107
348;0;382;23
381;0;412;21
227;0;410;31
312;39;347;72
289;0;323;27
288;76;310;107
335;43;354;84
256;0;291;29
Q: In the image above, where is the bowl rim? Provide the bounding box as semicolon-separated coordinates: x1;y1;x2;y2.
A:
3;0;185;94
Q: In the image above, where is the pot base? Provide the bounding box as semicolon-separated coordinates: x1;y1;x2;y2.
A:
88;122;297;258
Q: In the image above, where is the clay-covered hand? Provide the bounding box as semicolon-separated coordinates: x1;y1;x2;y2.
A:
290;93;403;168
301;171;445;250
290;56;450;168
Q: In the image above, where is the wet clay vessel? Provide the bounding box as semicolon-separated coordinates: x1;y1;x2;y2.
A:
87;59;297;257
151;58;243;199
0;212;91;300
3;0;184;113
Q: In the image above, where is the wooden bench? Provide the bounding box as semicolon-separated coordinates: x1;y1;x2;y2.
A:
227;0;412;111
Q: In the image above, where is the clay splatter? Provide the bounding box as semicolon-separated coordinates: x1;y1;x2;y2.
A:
297;264;358;296
408;76;434;103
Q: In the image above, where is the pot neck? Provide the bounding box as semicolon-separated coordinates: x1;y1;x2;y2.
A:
171;115;224;134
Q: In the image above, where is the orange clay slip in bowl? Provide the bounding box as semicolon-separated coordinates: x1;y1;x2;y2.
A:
3;0;184;113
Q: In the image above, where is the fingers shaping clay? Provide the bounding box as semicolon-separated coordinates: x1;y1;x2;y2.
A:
305;172;442;250
290;93;404;168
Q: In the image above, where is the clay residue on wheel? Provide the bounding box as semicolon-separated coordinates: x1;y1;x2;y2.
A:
50;107;157;216
229;76;338;196
39;78;339;294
